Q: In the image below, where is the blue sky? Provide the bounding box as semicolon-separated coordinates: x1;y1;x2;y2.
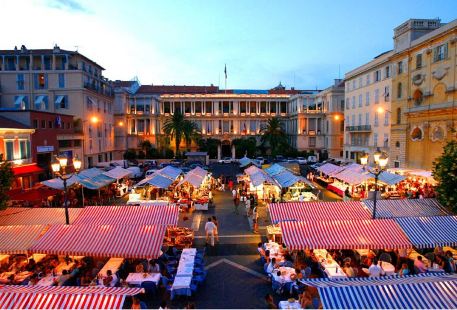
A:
2;0;456;89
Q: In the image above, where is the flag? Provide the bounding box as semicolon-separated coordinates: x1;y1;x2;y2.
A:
55;115;62;128
224;64;227;79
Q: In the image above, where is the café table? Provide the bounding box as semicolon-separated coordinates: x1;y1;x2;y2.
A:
126;272;161;285
171;276;193;299
266;226;282;244
98;258;124;277
279;300;302;309
276;267;296;283
313;249;328;262
265;241;285;262
379;261;395;276
409;250;429;265
321;260;347;279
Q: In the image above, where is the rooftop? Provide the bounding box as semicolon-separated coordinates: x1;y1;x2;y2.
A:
159;93;291;99
137;85;220;95
0;116;32;130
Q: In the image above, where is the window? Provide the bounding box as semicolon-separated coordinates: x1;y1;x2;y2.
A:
395;141;400;148
5;141;14;161
433;43;448;62
34;73;47;89
86;97;94;111
365;92;370;106
383;134;389;147
206;121;212;134
365;112;370;125
195;101;202;113
164;102;171;114
384;86;390;101
358;114;362;125
240;101;246;113
48;121;53;128
366;74;370;85
74;140;81;147
394;161;400;168
373;133;378;147
385;66;390;78
205;101;212;114
33;119;38;128
374;112;379;127
55;95;68;109
14;96;28;110
416;54;422;68
41;120;46;128
249;120;256;132
280;102;287;113
34;95;48;110
19;140;30;159
384;112;389;126
358;78;362;88
260;102;267;113
358;95;362;107
396;107;401;124
397;83;402;99
374;89;379;104
398;61;403;74
58;73;65;88
16;74;25;90
345;98;349;110
222;101;229;113
309;137;316;147
351;96;355;109
374;70;381;82
184;102;191;114
351;115;355;126
352;80;356;89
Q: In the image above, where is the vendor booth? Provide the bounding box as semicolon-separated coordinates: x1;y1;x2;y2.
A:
0;208;83;226
363;198;449;218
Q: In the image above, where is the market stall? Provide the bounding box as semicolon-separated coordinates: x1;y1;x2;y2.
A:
265;164;315;201
0;225;47;255
0;208;83;226
29;224;167;259
0;286;142;309
164;226;194;249
72;204;179;226
175;167;212;210
301;273;457;309
363;198;449;218
244;166;280;199
279;219;412;250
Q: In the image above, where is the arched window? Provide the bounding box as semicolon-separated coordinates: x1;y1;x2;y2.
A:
395;141;400;148
397;82;402;98
396;107;401;124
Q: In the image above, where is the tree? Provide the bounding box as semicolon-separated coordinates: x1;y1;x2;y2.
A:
183;120;201;152
123;149;137;161
0;154;14;210
197;138;220;159
232;137;257;158
260;117;289;156
433;140;457;213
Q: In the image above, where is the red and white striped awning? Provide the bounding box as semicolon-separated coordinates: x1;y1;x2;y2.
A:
280;219;412;250
268;201;371;223
72;204;179;226
0;208;82;226
0;286;142;309
0;225;47;254
29;224;166;258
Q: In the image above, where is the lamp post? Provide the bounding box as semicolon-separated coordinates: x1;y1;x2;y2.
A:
360;148;388;219
51;154;82;224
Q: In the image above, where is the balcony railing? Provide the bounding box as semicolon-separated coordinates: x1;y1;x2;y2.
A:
345;125;372;132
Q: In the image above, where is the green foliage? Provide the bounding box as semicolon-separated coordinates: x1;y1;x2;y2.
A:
433;140;457;212
260;117;289;156
198;138;220;159
163;111;200;156
0;154;14;210
232;137;257;158
123;149;137;161
137;151;146;159
164;149;175;159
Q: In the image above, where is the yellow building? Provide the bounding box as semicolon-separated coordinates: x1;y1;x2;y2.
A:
390;19;457;169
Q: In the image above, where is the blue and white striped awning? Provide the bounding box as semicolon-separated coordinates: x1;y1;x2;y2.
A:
304;274;457;309
264;163;286;176
395;216;457;248
146;174;174;189
368;171;406;185
363;199;449;218
159;165;182;180
273;170;310;188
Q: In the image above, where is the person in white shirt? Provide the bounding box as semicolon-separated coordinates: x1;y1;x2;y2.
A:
298;192;304;202
265;257;277;274
205;217;217;246
368;259;384;277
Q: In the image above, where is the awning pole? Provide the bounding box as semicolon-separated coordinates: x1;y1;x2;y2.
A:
82;185;85;207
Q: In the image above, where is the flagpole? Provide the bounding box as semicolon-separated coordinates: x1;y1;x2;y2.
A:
224;64;227;94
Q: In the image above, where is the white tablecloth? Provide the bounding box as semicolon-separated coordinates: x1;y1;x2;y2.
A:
98;258;124;277
126;272;160;285
380;261;395;276
279;300;302;309
273;267;296;283
37;275;56;286
172;248;197;291
313;249;328;262
321;260;347;279
265;242;284;262
194;203;208;210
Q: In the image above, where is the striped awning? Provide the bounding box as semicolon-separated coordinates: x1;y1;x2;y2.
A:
146;173;174;188
264;163;286;176
0;208;83;225
316;163;345;176
41;175;79;190
72;204;179;226
280;219;412;250
0;286;142;309
245;166;276;186
268;201;371;223
0;225;47;254
333;168;371;185
309;274;457;309
363;199;449;218
368;171;405;185
177;167;208;187
395;216;457;248
29;224;167;258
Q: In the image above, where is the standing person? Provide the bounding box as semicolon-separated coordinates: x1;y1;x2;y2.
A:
212;216;219;242
205;217;217;246
252;205;259;233
344;187;351;201
228;179;234;192
245;196;251;217
232;188;239;214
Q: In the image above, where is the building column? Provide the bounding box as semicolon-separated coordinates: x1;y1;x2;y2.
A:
217;144;222;160
231;144;236;159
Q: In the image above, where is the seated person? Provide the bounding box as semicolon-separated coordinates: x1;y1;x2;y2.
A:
281;254;294;268
103;270;117;287
368;259;384;277
300;262;312;279
343;262;357;278
265;258;277;274
414;256;427;274
272;270;286;284
399;263;410;276
135;263;145;273
147;260;160;273
57;270;72;286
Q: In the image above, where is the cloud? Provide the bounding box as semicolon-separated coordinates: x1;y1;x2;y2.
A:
47;0;88;13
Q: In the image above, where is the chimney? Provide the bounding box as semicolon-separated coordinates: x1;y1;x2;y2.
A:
20;45;27;53
53;44;61;53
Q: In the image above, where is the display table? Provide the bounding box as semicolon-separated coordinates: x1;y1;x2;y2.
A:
321;260;347;279
267;226;282;243
327;183;345;196
171;276;193;299
194;202;208;211
279;300;302;309
126;272;161;285
265;241;284;262
98;258;124;277
273;267;296;283
127;193;141;205
315;177;332;188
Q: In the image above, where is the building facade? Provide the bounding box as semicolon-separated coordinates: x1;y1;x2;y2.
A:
0;45;114;168
390;18;457;169
344;51;393;164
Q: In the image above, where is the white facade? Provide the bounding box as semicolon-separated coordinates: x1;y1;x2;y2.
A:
344;51;393;164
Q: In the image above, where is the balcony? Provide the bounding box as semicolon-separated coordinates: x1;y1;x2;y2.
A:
345;125;372;132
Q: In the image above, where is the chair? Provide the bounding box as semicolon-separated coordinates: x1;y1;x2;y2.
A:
271;280;283;295
192;273;206;285
167;265;177;275
141;281;157;298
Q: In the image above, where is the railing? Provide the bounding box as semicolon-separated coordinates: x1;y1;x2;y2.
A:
345;125;372;132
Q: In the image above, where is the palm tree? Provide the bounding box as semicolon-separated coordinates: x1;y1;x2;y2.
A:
183;120;201;151
163;110;185;157
261;117;289;156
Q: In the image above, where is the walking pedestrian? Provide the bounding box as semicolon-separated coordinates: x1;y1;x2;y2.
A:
228;179;234;192
205;217;217;246
245;196;251;217
252;205;259;233
212;216;219;242
232;188;239;214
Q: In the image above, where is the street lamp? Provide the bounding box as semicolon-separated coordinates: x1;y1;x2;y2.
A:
51;154;82;224
360;148;388;219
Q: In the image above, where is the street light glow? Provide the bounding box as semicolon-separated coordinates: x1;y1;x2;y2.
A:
91;116;99;124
